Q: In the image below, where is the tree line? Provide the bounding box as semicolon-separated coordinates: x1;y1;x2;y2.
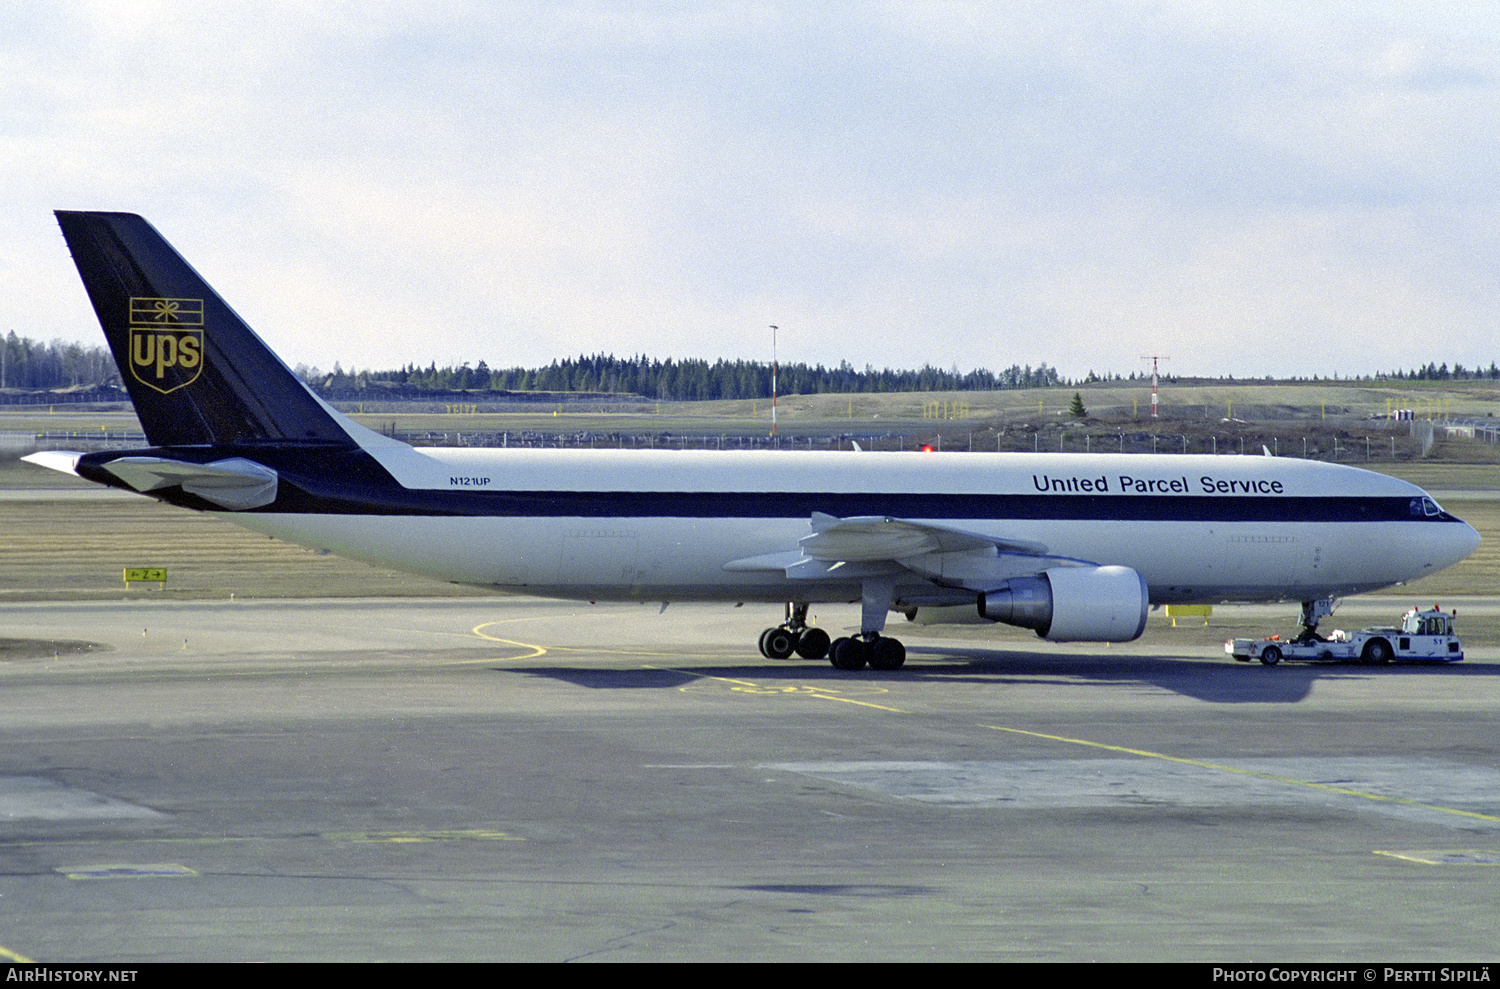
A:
0;332;122;391
307;355;1065;400
6;331;1500;399
1388;362;1500;381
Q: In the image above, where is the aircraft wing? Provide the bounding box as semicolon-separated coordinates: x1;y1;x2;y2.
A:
799;512;1046;560
723;512;1051;583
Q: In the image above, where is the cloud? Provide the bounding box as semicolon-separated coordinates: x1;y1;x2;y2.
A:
7;2;1500;381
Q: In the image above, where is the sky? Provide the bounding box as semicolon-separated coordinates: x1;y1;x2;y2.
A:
5;1;1500;382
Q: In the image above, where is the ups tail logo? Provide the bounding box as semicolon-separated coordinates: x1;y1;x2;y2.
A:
128;298;203;394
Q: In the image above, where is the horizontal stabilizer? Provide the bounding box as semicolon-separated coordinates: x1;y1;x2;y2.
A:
101;456;279;510
21;450;83;477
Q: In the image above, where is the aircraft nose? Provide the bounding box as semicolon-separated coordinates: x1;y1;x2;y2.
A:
1457;519;1482;563
1436;516;1483;571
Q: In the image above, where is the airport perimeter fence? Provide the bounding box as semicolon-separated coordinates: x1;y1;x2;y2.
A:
3;430;148;455
1439;419;1500;443
338;425;1442;461
5;415;1486;463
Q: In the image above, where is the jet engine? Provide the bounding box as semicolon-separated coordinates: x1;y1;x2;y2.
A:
977;566;1149;642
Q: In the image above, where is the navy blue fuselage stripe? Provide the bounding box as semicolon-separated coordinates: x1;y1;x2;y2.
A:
259;484;1444;523
76;448;1456;524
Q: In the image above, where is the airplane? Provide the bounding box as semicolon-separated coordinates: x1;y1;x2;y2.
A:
24;211;1481;671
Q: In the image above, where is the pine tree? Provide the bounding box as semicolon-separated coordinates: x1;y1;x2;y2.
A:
1069;392;1087;418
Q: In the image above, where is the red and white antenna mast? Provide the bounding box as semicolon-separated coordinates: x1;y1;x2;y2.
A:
1141;354;1170;418
769;325;778;437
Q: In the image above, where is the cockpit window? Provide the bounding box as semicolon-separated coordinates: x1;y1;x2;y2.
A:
1410;496;1444;517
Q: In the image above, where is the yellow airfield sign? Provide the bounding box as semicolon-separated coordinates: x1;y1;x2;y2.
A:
123;568;167;587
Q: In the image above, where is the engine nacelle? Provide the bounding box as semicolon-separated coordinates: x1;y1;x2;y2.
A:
977;566;1149;642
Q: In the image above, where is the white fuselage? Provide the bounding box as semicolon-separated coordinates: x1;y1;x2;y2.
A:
217;445;1481;608
48;211;1478;627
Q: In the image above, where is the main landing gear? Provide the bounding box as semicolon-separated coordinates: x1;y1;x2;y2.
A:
758;580;907;672
827;633;905;671
758;603;831;660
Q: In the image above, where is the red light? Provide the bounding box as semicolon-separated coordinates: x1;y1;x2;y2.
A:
920;444;935;453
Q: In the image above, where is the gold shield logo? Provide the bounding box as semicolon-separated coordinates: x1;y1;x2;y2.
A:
128;298;203;394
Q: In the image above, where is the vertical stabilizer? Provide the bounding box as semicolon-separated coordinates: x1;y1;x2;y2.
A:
54;211;354;448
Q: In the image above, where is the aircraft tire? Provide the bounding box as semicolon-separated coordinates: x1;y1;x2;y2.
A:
761;626;797;660
794;627;830;659
829;637;867;671
868;636;905;671
1259;646;1282;666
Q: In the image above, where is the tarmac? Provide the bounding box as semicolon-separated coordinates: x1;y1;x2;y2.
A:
0;595;1498;962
